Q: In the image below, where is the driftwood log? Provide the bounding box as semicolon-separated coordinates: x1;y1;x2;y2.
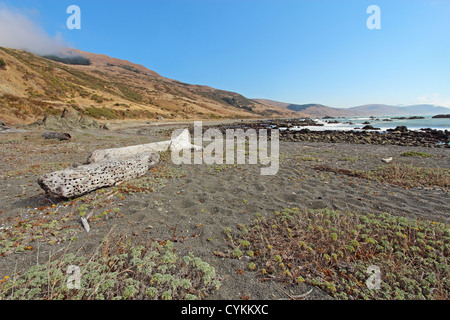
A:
38;153;159;198
88;128;201;163
42;132;72;141
37;129;201;198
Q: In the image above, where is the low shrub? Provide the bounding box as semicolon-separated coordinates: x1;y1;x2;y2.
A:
41;55;91;66
83;106;118;120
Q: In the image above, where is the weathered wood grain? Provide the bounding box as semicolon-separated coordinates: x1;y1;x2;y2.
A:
37;153;159;198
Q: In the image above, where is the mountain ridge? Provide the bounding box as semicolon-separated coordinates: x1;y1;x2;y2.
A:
0;47;298;124
1;46;448;125
254;99;450;118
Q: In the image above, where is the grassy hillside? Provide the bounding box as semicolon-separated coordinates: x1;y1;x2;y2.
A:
0;47;296;124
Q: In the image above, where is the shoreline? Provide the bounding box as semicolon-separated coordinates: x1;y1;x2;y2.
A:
152;119;449;148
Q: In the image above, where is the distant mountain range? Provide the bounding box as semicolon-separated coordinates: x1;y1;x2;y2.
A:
254;99;450;118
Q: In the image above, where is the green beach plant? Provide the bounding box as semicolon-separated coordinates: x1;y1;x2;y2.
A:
0;233;221;300
226;208;450;300
314;164;449;191
400;151;433;158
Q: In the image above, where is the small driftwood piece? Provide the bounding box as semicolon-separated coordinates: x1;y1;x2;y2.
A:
81;210;95;232
38;153;159;198
81;216;91;232
42;132;72;141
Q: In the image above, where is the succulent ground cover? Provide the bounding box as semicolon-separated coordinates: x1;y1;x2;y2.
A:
314;163;449;191
0;232;221;300
226;208;450;300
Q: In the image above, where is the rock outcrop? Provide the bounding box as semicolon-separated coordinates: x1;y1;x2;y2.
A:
31;107;100;130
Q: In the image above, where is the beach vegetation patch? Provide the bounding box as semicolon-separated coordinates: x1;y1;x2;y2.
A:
116;165;186;195
400;151;433;158
314;164;449;191
226;208;450;299
298;156;322;162
0;233;221;300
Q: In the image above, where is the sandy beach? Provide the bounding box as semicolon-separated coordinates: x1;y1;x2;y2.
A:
0;121;448;300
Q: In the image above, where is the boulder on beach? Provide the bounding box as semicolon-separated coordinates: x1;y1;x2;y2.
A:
361;125;380;130
61;108;80;127
31;107;99;130
387;126;408;133
79;115;100;129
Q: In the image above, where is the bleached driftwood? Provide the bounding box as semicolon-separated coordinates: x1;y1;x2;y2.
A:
38;153;159;198
88;129;202;163
81;217;90;232
37;128;201;198
80;210;95;232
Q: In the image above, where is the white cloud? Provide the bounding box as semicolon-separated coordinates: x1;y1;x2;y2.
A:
415;93;450;108
0;6;68;56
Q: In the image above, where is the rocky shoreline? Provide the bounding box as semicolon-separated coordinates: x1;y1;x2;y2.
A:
200;120;449;148
279;127;449;148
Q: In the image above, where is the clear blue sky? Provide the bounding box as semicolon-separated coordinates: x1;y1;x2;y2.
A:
1;0;450;108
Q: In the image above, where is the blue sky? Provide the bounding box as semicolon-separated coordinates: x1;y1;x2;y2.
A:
1;0;449;108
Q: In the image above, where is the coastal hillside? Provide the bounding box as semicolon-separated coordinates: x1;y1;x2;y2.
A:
255;99;450;118
0;47;298;124
349;104;450;116
286;103;350;118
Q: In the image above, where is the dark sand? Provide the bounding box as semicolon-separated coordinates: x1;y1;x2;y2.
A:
0;122;448;300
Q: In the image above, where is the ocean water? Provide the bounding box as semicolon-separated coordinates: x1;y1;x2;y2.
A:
286;115;450;132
